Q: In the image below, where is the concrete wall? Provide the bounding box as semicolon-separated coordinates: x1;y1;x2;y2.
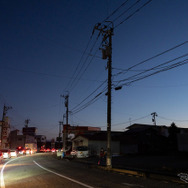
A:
89;140;120;156
120;144;138;154
72;136;120;156
178;133;188;152
72;136;88;149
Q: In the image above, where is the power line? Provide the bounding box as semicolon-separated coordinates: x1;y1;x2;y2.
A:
71;87;107;115
114;0;153;29
158;115;188;123
69;40;103;93
115;53;188;85
70;79;107;112
99;114;151;128
64;33;95;92
112;0;142;23
116;58;188;87
101;0;130;23
0;65;103;83
113;41;188;77
64;25;103;92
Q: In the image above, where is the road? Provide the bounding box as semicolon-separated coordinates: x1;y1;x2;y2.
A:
0;153;185;188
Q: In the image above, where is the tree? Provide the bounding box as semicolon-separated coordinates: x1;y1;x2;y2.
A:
168;122;180;152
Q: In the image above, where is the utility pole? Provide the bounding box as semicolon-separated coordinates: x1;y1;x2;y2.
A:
94;22;113;168
61;94;69;154
1;105;12;149
59;121;63;148
25;119;30;127
151;112;158;126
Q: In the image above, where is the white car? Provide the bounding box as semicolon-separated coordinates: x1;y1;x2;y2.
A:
56;149;64;159
10;150;18;157
71;146;89;158
0;149;11;159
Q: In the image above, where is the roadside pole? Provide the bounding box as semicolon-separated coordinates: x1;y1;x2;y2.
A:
63;94;69;156
1;105;12;149
94;22;113;168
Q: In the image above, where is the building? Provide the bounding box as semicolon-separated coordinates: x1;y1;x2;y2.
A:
35;135;46;151
64;125;101;135
0;117;11;149
126;123;169;137
72;131;121;156
120;124;169;154
22;127;37;136
9;130;37;150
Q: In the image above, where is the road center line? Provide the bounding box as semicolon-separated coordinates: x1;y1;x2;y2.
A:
122;182;144;187
1;158;19;188
33;160;94;188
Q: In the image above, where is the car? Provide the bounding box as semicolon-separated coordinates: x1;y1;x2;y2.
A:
71;146;89;158
45;148;51;152
70;149;77;157
0;151;3;163
25;148;31;155
17;146;26;155
51;148;56;153
0;149;11;159
10;150;18;157
56;148;64;159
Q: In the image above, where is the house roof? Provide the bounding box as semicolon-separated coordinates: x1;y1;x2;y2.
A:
72;131;122;141
126;123;167;130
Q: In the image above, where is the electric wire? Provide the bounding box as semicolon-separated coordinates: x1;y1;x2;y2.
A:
113;41;188;77
64;33;94;92
158;115;188;122
117;58;188;87
63;0;151;111
101;0;130;23
99;114;151;128
65;0;149;93
71;86;107;115
112;0;142;23
70;79;107;112
69;40;103;93
115;53;188;85
114;0;153;29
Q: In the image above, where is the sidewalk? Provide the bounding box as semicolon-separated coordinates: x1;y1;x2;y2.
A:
70;153;188;184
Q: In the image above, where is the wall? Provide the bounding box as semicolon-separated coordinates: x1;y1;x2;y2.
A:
72;136;120;156
72;136;88;149
177;133;188;152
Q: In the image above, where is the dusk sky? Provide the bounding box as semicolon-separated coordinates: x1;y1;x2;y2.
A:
1;0;188;140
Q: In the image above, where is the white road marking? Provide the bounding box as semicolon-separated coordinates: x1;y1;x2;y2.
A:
33;160;94;188
1;158;19;188
122;182;144;187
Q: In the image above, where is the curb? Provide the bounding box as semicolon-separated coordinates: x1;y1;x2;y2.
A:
58;156;186;185
98;166;185;184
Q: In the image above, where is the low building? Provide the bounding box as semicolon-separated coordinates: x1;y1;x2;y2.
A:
34;135;47;151
9;130;37;150
0;117;11;149
72;131;121;156
121;124;169;154
23;127;37;136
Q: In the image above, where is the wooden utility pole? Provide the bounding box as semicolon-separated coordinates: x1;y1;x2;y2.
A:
1;105;12;149
61;94;69;154
151;112;158;126
95;22;113;168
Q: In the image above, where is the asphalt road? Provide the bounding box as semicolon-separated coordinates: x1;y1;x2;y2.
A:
0;153;186;188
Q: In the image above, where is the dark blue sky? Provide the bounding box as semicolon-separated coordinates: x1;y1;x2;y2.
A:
1;0;188;140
